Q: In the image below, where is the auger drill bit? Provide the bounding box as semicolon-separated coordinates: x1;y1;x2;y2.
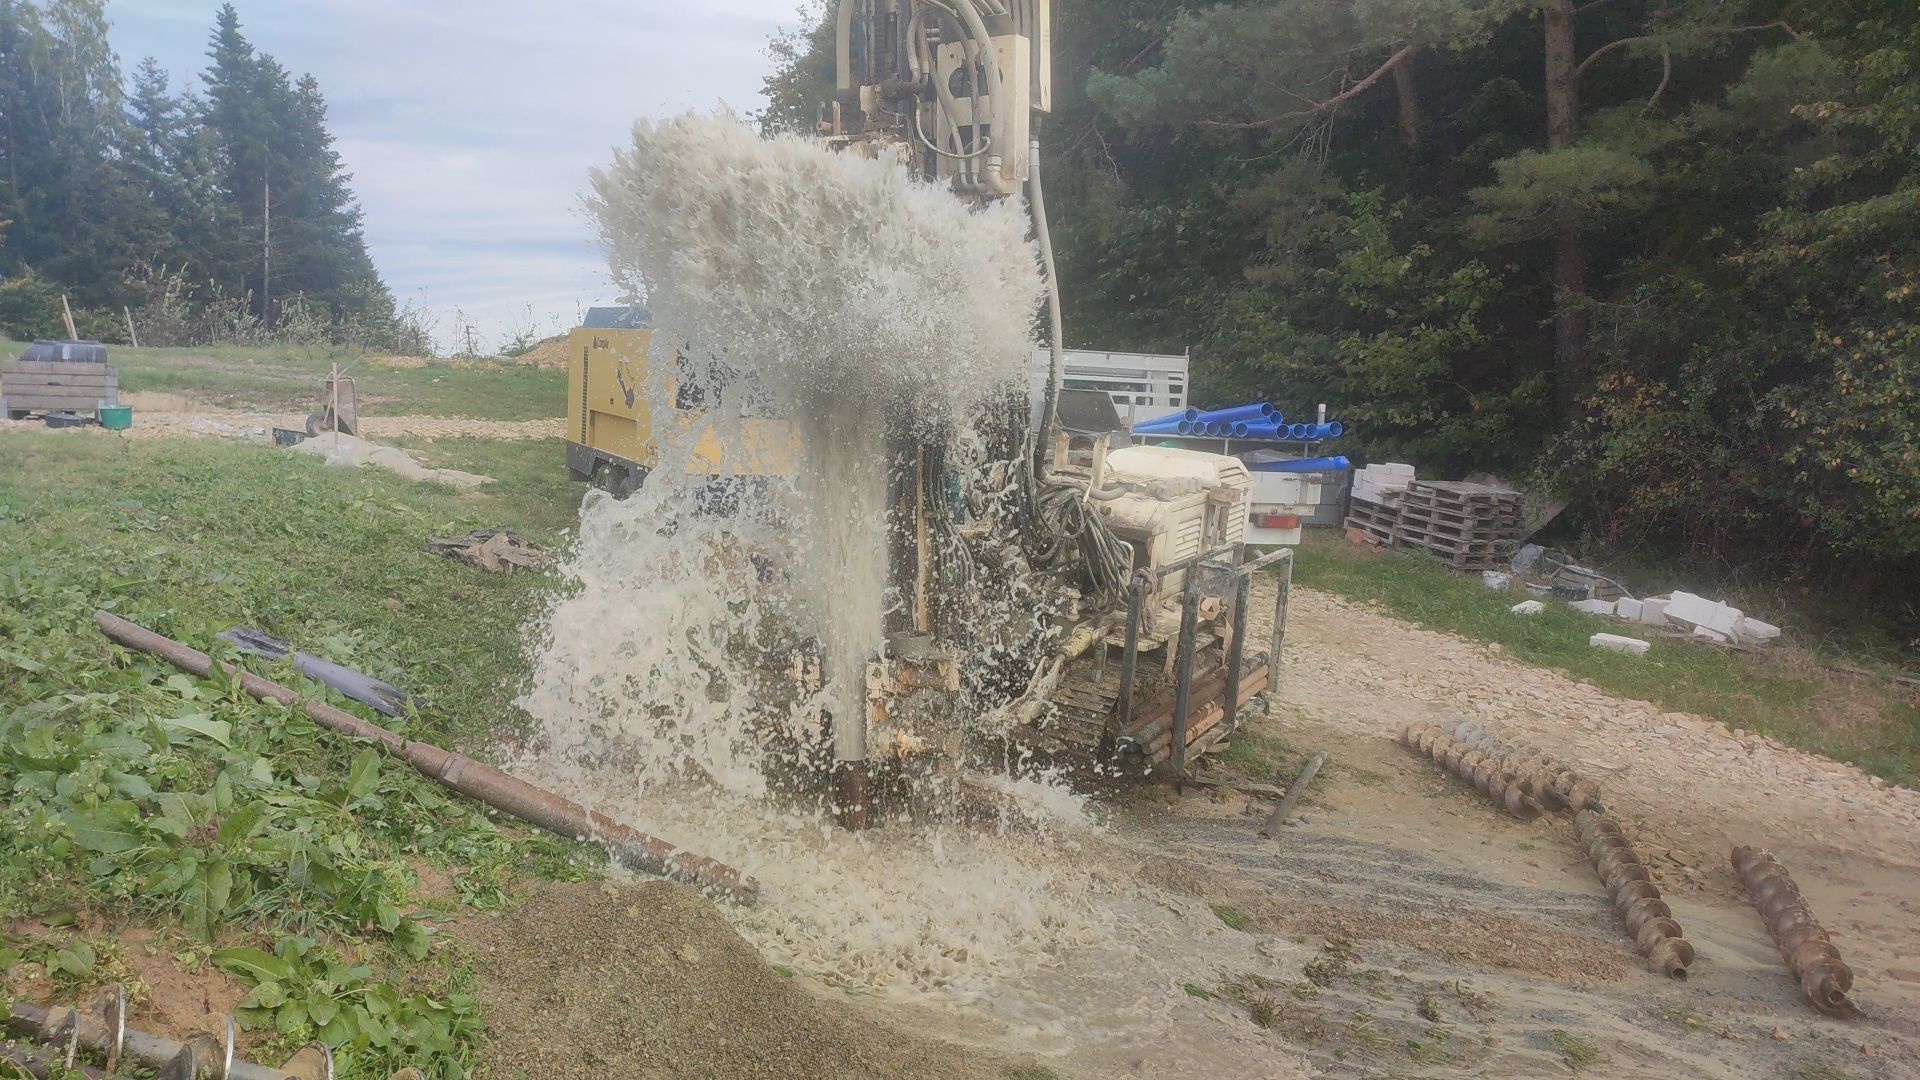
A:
1442;717;1605;814
1395;720;1545;820
1732;846;1862;1018
1577;810;1695;979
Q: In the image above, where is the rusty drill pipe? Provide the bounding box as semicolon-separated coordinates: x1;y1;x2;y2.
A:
93;611;758;904
1732;847;1861;1018
1442;718;1604;813
8;1003;287;1080
1395;720;1544;820
3;1039;120;1080
1576;810;1694;979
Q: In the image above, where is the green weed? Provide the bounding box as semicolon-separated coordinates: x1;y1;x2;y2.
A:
1210;903;1253;931
0;433;595;1077
1220;731;1296;781
1549;1030;1607;1073
217;935;480;1072
1303;938;1359;987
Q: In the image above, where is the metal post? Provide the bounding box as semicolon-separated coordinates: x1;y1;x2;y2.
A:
1170;573;1202;779
1223;568;1252;723
1110;572;1148;748
1271;550;1293;674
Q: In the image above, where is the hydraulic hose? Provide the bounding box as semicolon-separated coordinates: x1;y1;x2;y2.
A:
1029;127;1065;476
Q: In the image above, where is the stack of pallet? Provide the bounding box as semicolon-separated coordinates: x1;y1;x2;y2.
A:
1344;462;1415;545
1392;481;1524;569
1347;476;1525;571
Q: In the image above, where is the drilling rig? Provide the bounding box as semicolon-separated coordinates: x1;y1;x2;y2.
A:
820;0;1291;827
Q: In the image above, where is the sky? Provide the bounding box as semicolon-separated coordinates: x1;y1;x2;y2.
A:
107;0;809;352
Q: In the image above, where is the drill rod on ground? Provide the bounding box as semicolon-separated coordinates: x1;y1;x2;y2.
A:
93;611;757;904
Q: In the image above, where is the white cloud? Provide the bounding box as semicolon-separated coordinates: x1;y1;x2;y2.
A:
108;0;807;351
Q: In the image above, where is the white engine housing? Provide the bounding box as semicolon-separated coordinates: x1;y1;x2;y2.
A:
1099;445;1251;597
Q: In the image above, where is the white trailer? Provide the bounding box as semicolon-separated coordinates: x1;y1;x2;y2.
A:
1030;347;1189;428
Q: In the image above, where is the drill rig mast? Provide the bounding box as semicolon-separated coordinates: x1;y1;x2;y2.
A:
824;0;1062;826
822;1;1283;827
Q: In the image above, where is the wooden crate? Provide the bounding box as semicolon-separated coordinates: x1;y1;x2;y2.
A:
0;359;120;417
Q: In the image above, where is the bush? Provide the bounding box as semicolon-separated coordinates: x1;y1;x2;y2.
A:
0;272;65;339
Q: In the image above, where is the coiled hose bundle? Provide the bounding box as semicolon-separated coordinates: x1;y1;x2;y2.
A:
1023;471;1132;612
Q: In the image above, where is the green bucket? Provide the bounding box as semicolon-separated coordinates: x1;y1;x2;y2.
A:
98;405;133;431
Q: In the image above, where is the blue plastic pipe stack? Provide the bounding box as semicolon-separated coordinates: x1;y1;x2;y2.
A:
1133;401;1347;443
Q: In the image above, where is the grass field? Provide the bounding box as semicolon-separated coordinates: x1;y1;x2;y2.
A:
1293;533;1920;787
2;339;566;420
0;430;589;1078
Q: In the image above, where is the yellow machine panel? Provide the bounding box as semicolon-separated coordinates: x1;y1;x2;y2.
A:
564;326;796;489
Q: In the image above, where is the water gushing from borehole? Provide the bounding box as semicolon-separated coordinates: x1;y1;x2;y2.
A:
510;118;1296;1074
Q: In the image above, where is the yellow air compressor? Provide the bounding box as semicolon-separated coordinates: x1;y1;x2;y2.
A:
564;306;794;494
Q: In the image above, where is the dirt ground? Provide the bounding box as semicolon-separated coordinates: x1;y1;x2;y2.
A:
464;880;1040;1079
466;575;1920;1080
1107;578;1920;1078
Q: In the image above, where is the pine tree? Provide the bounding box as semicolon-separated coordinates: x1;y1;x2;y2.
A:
199;3;389;330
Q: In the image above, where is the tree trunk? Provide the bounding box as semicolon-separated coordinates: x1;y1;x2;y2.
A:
1543;0;1588;421
1392;48;1422;149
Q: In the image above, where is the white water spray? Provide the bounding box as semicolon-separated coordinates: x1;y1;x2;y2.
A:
514;115;1301;1074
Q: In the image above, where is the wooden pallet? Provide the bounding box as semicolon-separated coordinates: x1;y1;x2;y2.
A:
1396;497;1522;527
0;359;120;417
1344;496;1400;542
1406;479;1520;507
1395;508;1520;541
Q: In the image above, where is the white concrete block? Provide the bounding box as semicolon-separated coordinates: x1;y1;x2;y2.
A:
1691;626;1730;645
1666;591;1744;638
1638;597;1668;625
1591;633;1651;656
1570;599;1616;615
1742;618;1781;642
1510;600;1545;615
1615;598;1644;621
